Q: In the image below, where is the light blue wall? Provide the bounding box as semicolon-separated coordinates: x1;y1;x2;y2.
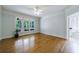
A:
0;6;2;40
1;8;40;39
40;11;66;38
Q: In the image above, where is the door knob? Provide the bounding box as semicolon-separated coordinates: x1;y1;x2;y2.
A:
69;28;72;29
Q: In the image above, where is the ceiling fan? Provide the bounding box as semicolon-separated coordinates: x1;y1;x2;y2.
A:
33;6;43;16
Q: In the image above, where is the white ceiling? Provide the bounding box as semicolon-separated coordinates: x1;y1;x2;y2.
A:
2;5;70;17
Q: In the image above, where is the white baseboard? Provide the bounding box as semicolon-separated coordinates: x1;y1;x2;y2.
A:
1;35;13;39
1;32;39;39
1;32;66;40
40;32;67;39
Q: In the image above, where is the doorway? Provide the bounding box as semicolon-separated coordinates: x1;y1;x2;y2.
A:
67;12;79;40
64;13;79;52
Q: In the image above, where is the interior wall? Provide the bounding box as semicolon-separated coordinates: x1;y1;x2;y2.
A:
40;11;66;38
1;8;40;39
65;6;79;16
65;5;79;39
0;6;2;40
40;5;79;39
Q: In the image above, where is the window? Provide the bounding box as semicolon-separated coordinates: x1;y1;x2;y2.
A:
16;18;22;32
16;17;35;32
24;20;29;31
30;21;34;31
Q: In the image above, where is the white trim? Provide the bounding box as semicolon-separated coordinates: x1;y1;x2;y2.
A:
1;32;39;39
1;35;13;39
67;16;69;40
41;33;66;39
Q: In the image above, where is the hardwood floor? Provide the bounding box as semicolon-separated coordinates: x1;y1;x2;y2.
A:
62;37;79;53
0;33;66;53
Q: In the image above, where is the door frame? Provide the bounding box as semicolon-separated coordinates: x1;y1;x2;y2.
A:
67;12;79;40
67;16;69;40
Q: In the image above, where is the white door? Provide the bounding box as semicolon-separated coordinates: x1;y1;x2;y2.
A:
67;12;79;40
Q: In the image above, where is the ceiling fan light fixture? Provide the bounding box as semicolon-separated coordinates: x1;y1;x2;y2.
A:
33;6;43;15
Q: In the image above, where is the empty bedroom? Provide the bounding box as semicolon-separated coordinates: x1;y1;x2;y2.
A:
0;5;79;53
